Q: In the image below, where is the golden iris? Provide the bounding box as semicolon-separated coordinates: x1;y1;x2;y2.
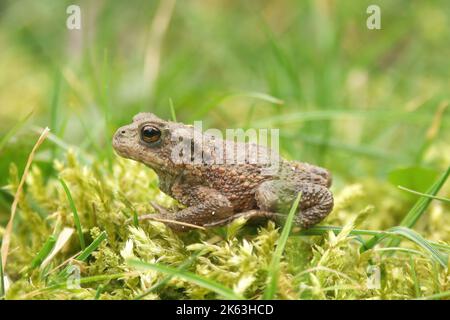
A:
141;125;161;143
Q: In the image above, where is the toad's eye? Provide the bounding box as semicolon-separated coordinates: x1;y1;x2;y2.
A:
140;125;161;144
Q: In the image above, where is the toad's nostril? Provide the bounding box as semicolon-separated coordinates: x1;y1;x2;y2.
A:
121;130;126;134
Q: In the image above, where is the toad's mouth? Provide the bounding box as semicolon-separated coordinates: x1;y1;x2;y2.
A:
112;131;130;158
112;141;130;159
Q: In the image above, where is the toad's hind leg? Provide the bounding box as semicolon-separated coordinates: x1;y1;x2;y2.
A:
255;180;333;228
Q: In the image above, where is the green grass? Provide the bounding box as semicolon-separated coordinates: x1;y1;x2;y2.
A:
386;226;448;267
398;186;450;204
32;272;134;296
30;235;56;269
59;178;86;250
418;291;450;300
0;0;449;300
55;231;107;281
361;166;450;251
398;167;450;228
296;226;450;253
76;231;107;262
264;192;302;299
127;259;244;300
133;252;198;300
169;98;177;122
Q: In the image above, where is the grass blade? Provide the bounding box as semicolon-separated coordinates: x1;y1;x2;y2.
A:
94;285;103;300
30;235;56;269
409;256;421;298
169;98;177;122
297;225;381;237
127;259;243;300
299;225;448;267
41;228;74;270
263;192;302;299
26;272;133;298
416;290;450;300
56;231;107;280
76;231;107;262
399;167;450;227
59;178;85;250
117;192;139;227
363;166;450;251
359;226;448;267
398;185;450;203
231;92;284;105
387;226;448;268
295;225;450;253
134;252;199;300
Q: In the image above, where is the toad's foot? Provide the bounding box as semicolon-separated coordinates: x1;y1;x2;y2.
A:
202;210;281;228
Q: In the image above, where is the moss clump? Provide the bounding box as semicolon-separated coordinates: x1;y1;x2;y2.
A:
1;151;449;300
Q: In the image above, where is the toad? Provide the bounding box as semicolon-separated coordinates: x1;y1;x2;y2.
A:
113;113;333;231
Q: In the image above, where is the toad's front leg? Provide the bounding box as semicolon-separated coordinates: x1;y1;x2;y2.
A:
139;186;234;232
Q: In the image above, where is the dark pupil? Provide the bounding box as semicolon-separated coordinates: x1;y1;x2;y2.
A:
142;126;160;142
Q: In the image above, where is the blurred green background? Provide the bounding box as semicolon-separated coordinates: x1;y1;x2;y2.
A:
0;0;449;220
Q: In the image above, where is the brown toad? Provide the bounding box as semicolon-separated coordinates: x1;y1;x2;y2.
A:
113;113;333;231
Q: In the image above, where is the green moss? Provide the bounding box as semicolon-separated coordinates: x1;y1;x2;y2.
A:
2;151;450;300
